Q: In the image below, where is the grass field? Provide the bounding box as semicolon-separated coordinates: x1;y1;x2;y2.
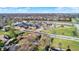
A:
0;30;5;35
42;26;79;51
51;38;79;51
42;26;77;37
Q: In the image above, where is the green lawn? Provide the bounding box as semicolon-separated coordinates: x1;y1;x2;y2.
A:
0;30;5;35
4;29;23;38
51;38;79;51
42;26;77;37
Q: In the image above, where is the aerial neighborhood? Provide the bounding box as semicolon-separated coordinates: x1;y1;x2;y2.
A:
0;13;79;51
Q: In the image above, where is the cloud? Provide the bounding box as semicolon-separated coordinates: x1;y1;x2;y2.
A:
52;7;79;13
0;7;79;13
0;7;31;13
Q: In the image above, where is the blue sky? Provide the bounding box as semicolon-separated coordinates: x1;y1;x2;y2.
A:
0;7;79;13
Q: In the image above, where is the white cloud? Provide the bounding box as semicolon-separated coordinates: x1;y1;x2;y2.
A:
51;7;79;13
0;7;79;13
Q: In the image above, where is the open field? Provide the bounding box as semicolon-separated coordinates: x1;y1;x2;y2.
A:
51;38;79;51
42;26;77;37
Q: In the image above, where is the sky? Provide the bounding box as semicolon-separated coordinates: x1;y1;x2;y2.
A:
0;0;79;7
0;7;79;13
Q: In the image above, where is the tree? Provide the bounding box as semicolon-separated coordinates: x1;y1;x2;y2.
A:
50;38;54;43
66;45;71;51
32;45;39;51
45;45;50;51
0;40;4;47
58;42;62;50
69;17;72;22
